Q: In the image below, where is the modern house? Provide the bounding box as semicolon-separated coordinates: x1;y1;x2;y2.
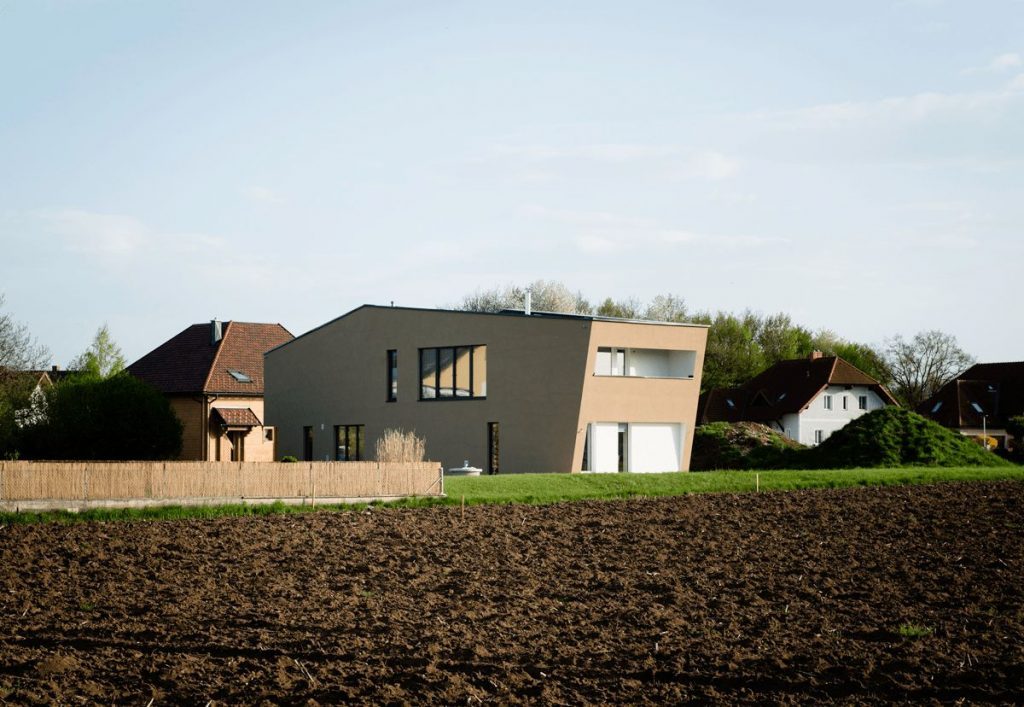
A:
698;353;898;446
917;361;1024;450
127;320;293;462
264;305;709;473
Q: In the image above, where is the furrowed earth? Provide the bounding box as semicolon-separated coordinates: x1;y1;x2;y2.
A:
1;482;1022;704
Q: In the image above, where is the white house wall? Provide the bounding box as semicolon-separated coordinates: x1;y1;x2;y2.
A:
796;386;888;446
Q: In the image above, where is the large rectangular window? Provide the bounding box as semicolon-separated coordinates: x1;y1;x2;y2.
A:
419;345;487;400
594;347;695;378
335;424;365;461
387;350;398;402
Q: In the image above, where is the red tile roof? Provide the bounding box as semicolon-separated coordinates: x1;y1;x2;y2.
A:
699;356;898;424
212;407;262;427
127;321;293;395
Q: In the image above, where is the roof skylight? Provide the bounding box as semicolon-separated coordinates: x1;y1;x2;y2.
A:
228;368;252;383
931;401;943;413
971;402;984;414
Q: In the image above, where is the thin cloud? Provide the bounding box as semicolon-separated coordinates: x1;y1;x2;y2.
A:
240;185;284;204
38;209;149;257
960;52;1022;75
36;208;226;262
484;144;741;181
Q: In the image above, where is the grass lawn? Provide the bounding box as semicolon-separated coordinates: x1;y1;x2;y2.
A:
443;466;1024;505
1;466;1021;524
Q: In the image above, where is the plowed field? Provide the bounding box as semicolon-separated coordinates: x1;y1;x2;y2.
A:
1;481;1022;704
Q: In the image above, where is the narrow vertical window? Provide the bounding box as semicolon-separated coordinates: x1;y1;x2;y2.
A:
858;395;868;410
842;395;849;410
814;429;823;445
303;426;313;461
420;348;438;399
387;349;398;402
824;395;833;410
488;422;500;475
617;423;628;472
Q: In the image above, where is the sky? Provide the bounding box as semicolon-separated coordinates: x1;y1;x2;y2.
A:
1;0;1022;365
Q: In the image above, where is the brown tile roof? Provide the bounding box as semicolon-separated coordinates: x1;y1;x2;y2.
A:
699;356;898;425
917;361;1024;429
127;321;293;395
212;407;262;427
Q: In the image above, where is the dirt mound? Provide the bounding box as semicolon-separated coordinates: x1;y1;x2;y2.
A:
1;482;1023;704
691;421;803;470
810;407;1012;468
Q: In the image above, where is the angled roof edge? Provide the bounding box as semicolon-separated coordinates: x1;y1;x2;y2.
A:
265;304;710;357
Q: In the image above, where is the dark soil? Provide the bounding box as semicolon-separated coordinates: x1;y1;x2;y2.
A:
1;482;1022;705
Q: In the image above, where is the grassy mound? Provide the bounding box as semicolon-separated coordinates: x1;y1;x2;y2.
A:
691;421;803;470
808;407;1012;469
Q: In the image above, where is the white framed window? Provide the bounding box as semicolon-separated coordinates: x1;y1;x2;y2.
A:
814;429;824;444
858;395;868;410
823;395;833;411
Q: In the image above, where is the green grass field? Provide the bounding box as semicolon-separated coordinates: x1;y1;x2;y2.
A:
1;466;1021;524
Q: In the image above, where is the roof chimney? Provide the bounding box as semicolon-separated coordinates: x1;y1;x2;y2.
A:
51;365;59;372
809;350;823;360
524;292;532;316
211;319;223;345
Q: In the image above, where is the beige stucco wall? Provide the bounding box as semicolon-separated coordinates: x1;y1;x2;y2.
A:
209;398;276;462
168;396;205;461
167;395;275;462
577;320;707;471
265;307;707;473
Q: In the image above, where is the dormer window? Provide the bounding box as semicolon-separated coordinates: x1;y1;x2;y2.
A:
228;368;252;383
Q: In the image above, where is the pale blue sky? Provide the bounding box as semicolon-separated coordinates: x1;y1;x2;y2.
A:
2;0;1022;365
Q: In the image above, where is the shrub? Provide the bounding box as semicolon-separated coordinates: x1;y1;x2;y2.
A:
375;428;426;463
20;374;182;460
280;455;298;463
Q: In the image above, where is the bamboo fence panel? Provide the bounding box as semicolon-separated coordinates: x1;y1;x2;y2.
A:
0;460;443;505
84;463;150;499
2;462;87;501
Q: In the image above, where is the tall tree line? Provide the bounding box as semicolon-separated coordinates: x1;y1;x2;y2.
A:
453;280;973;407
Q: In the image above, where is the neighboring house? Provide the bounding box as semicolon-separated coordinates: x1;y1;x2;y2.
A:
917;362;1024;450
10;367;73;427
127;320;294;461
698;353;899;446
265;305;709;473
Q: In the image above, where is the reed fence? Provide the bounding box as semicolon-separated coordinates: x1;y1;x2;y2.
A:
0;460;444;511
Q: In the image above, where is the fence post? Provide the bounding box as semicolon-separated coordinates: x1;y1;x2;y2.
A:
439;464;444;497
83;463;89;505
0;461;5;503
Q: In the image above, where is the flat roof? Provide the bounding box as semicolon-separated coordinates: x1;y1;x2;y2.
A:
266;304;709;356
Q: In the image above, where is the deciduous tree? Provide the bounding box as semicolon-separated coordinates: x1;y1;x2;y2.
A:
884;330;973;408
69;324;126;379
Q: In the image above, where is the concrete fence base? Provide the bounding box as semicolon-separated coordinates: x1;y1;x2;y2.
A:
0;461;445;512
